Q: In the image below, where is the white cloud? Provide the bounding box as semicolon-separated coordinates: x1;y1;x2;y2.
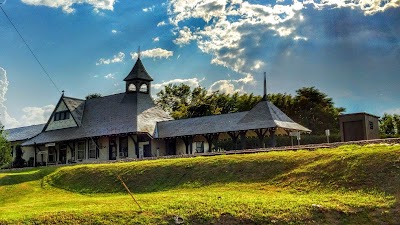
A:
0;67;55;129
130;48;173;59
20;105;54;126
96;52;125;65
157;21;167;27
153;37;160;42
21;0;117;14
143;5;155;12
208;79;244;94
111;29;118;34
152;77;205;90
104;73;115;79
168;0;399;90
309;0;400;16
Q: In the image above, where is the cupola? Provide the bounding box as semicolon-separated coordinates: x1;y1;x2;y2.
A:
124;57;153;94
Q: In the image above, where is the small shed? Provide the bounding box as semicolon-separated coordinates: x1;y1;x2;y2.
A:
339;113;380;142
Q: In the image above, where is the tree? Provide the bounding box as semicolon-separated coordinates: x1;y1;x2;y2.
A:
85;93;102;99
292;87;345;134
392;114;400;135
156;85;344;134
0;127;11;168
380;113;396;136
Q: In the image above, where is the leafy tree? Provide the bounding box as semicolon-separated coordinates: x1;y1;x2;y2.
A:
0;127;12;168
292;87;344;134
156;84;344;135
380;113;396;136
392;114;400;135
85;93;103;99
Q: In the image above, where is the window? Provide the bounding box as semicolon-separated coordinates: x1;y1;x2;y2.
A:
139;83;148;93
128;83;136;92
119;137;128;158
89;140;97;159
54;110;70;121
48;147;56;162
369;121;374;130
77;141;85;160
195;142;204;153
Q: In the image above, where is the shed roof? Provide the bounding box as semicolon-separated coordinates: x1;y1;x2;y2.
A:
156;100;311;138
4;124;45;142
23;92;171;145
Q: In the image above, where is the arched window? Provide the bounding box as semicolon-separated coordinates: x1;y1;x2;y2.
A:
139;83;148;93
128;83;136;92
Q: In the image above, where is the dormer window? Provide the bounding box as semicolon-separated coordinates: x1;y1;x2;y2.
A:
54;110;70;121
139;83;148;93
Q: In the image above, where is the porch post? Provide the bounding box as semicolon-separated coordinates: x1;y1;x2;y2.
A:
269;129;277;147
239;130;248;150
228;131;240;150
255;129;268;148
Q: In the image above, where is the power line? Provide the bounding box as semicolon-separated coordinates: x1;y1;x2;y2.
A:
0;5;62;94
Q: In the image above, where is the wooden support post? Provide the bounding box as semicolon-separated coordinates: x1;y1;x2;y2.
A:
239;131;247;150
34;143;37;167
203;133;220;152
228;131;240;150
129;135;139;158
181;136;193;154
254;129;268;148
269;129;277;147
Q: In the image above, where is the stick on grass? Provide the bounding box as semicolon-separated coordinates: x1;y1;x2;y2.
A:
117;175;142;210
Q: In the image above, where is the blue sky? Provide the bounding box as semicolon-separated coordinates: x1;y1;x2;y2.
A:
0;0;399;128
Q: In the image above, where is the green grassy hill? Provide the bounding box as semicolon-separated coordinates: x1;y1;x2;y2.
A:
1;144;400;224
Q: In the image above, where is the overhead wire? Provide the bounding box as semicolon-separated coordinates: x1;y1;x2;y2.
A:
0;3;113;162
0;5;62;94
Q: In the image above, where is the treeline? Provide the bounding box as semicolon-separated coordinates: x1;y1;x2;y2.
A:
379;113;400;137
156;84;345;135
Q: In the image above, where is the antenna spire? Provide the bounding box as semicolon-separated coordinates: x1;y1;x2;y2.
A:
138;46;141;59
262;72;267;101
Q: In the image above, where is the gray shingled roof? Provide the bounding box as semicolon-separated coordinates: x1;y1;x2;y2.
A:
63;96;85;126
124;58;153;82
23;93;171;146
156;100;311;138
5;124;45;142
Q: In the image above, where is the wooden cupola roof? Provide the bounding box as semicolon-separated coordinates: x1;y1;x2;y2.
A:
124;57;153;82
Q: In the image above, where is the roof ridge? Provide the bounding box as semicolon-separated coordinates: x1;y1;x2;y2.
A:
157;111;249;124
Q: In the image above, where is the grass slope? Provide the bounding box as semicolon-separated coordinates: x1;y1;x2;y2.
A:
1;144;400;224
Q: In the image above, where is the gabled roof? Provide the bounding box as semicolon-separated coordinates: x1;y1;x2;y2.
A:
124;58;153;82
63;96;85;126
22;93;171;146
156;100;311;138
4;124;45;142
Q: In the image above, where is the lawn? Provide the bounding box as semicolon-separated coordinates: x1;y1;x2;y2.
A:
1;144;399;224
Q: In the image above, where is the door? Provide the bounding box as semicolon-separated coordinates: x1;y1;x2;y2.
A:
59;144;67;164
143;144;151;157
343;120;364;141
109;138;117;160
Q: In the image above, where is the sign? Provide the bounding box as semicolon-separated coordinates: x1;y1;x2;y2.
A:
45;143;55;147
289;131;299;137
325;129;330;136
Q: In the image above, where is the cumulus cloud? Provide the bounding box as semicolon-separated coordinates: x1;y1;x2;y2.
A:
152;77;205;90
168;0;399;91
130;48;174;59
21;0;117;14
157;21;167;26
143;5;155;12
111;29;118;33
153;37;160;42
104;73;115;79
96;52;125;65
0;67;55;129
